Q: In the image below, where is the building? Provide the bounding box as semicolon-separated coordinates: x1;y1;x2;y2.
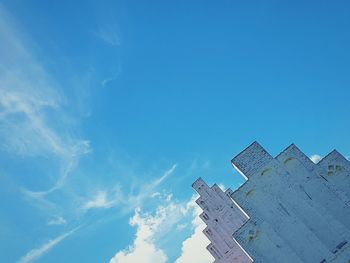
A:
193;142;350;263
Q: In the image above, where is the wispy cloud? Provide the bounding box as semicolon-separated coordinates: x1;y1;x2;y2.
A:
94;18;122;88
82;190;122;211
17;228;77;263
47;216;67;226
95;25;121;47
101;63;122;88
1;7;62;157
149;164;177;189
0;5;91;194
81;164;177;213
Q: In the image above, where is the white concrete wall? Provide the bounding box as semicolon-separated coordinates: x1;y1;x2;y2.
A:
193;142;350;263
192;178;252;263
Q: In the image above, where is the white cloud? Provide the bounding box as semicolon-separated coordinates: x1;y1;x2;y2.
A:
310;154;322;164
174;198;213;263
109;194;187;263
47;216;67;226
17;228;77;263
110;194;213;263
109;204;170;263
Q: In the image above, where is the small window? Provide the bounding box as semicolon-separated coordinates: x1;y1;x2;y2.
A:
202;213;209;220
206;229;213;236
327;165;335;176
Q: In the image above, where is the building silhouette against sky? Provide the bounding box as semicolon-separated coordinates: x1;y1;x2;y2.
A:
193;142;350;263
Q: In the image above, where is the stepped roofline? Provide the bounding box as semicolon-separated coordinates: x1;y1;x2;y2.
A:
193;142;350;263
276;143;316;170
231;141;273;179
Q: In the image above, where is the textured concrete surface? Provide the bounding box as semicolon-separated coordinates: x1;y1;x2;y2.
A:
193;142;350;263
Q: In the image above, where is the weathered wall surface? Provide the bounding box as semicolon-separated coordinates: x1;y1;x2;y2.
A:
193;142;350;263
192;178;252;263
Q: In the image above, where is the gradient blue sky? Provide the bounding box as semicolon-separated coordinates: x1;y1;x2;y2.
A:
1;1;350;263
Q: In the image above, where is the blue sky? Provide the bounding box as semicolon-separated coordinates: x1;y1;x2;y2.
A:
1;1;350;262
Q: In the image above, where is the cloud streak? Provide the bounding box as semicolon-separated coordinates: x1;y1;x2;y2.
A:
17;228;77;263
81;164;177;213
83;190;119;211
0;5;91;195
47;217;67;226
